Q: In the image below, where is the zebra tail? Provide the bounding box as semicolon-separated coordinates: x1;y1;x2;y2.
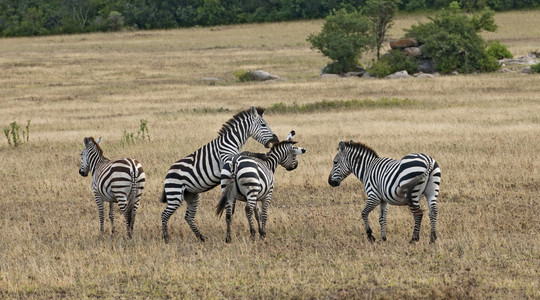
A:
397;158;436;199
126;171;138;213
160;188;167;203
216;183;234;218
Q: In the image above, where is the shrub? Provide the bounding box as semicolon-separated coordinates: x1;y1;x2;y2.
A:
368;49;418;77
486;41;513;59
307;9;373;74
405;5;499;74
531;63;540;73
234;70;256;82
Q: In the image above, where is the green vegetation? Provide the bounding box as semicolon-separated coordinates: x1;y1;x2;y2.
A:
267;98;418;113
121;119;149;146
368;49;419;77
531;63;540;73
364;0;400;60
405;4;500;74
486;40;513;59
307;9;373;74
3;120;30;147
234;70;257;82
1;0;538;37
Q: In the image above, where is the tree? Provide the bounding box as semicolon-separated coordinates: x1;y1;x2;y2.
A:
405;3;499;74
307;9;373;74
363;0;400;60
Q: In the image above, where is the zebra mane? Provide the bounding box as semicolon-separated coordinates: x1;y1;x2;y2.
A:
271;140;297;150
218;107;265;136
343;140;379;158
86;136;104;156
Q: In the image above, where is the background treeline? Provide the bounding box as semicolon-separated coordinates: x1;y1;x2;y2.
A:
1;0;539;37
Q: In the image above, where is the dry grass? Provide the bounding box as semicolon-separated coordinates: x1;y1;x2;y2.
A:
1;10;539;299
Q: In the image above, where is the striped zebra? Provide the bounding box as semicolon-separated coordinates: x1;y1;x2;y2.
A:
328;140;441;243
216;130;306;243
79;137;145;238
160;106;279;242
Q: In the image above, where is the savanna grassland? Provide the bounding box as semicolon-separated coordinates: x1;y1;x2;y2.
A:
1;10;539;299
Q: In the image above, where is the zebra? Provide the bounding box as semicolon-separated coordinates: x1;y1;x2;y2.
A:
216;130;306;243
328;140;441;243
79;137;145;238
160;106;279;242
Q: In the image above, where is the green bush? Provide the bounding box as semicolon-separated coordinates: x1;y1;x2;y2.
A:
531;63;540;73
234;70;256;82
307;9;373;74
405;6;500;74
486;41;513;59
368;49;418;77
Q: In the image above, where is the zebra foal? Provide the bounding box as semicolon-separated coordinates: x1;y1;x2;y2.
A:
160;106;279;242
216;131;306;243
328;140;441;243
79;137;145;238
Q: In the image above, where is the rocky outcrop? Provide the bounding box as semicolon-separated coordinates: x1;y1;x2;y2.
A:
251;70;280;81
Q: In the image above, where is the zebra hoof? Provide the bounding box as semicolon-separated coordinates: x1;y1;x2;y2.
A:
382;236;387;241
225;237;231;243
199;235;206;242
367;235;376;243
430;232;437;244
409;237;419;244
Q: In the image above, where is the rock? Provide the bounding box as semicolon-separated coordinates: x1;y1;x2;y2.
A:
418;59;436;73
362;72;376;79
321;74;341;79
451;70;459;75
498;55;538;66
390;38;418;49
385;70;411;79
344;71;366;77
251;70;280;81
499;68;513;73
404;47;422;57
519;67;532;74
415;73;434;78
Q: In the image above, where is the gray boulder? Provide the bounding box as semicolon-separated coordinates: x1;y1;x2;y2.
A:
251;70;280;81
385;70;411;79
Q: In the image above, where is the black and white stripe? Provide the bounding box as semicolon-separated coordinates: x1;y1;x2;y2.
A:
216;131;306;243
79;137;145;238
160;106;279;242
328;140;441;243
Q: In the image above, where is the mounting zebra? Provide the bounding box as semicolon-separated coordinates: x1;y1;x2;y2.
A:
216;130;306;243
328;140;441;243
79;137;145;238
160;106;279;242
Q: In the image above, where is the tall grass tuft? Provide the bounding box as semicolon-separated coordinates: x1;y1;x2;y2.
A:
267;98;418;114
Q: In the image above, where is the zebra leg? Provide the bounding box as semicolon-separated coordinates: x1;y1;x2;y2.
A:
379;201;388;241
254;203;264;238
185;194;206;242
108;202;115;234
259;194;272;239
245;201;257;240
428;200;438;243
408;194;424;243
362;197;380;243
94;194;105;233
225;201;233;243
161;193;184;243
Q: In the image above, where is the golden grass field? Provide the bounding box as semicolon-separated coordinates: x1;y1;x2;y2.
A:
1;10;539;299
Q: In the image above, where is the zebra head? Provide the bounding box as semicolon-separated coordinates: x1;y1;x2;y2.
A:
273;130;306;171
247;106;279;148
328;141;353;187
79;136;102;177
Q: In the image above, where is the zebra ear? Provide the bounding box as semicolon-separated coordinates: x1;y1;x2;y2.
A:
250;105;257;116
96;137;102;144
83;137;89;147
338;141;346;151
286;130;296;141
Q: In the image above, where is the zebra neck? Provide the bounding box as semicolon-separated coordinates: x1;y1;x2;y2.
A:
351;153;376;183
262;155;279;173
217;126;249;158
89;153;109;175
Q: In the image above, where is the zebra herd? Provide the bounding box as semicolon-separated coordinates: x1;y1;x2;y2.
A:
79;106;441;243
